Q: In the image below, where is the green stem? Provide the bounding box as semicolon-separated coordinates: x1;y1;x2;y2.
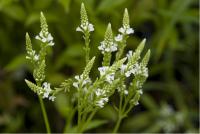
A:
84;33;90;64
81;110;97;132
103;52;111;66
113;115;123;133
38;96;51;134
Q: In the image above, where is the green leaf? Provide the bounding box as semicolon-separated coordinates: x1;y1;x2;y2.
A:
4;55;26;72
84;119;108;131
54;93;71;118
58;0;71;13
1;4;26;22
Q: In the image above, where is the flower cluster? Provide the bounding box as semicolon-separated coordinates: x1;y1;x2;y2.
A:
73;75;91;90
35;12;54;46
114;8;134;42
98;23;117;54
98;66;115;84
117;84;128;95
95;88;108;108
98;41;117;54
35;31;54;46
42;82;56;101
120;50;148;78
76;3;94;33
76;23;94;33
26;50;39;61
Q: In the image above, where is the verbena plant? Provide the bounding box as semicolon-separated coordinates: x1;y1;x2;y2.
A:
25;3;150;133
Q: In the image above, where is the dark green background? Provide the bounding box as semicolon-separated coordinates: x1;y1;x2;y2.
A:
0;0;199;133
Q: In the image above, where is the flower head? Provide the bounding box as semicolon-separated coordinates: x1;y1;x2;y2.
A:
76;3;94;33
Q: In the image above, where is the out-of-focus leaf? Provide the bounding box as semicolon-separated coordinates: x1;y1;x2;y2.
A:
54;93;71;118
84;119;108;131
2;4;26;22
97;0;126;12
25;13;39;27
4;55;26;72
97;105;117;121
58;0;71;13
122;112;155;132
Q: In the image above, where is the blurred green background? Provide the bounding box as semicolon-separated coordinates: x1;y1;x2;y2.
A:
0;0;199;133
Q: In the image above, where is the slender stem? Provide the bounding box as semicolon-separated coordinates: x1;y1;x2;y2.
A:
38;96;51;134
80;110;97;132
84;32;90;64
113;115;123;133
64;108;76;133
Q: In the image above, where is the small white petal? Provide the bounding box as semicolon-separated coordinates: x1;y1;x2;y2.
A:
88;23;94;32
126;28;134;34
35;35;41;40
49;96;56;101
115;34;123;41
73;82;79;88
34;55;39;61
119;27;125;34
75;75;80;81
124;90;128;95
42;38;47;43
47;34;53;41
76;26;82;32
138;90;143;94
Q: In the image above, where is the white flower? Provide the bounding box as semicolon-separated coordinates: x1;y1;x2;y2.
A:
98;66;109;76
35;31;54;46
115;34;123;42
124;90;128;95
88;23;94;32
96;97;108;108
126;28;134;34
118;27;134;35
138;90;143;94
76;26;82;32
125;70;132;77
126;50;133;60
34;55;39;61
95;88;106;96
42;82;52;98
98;41;117;54
72;82;79;88
73;75;91;89
120;64;127;73
49;96;56;101
119;27;125;34
76;23;94;33
105;73;115;84
135;101;139;105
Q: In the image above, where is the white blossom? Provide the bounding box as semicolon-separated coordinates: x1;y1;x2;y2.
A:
120;64;127;73
73;75;91;89
115;34;123;42
96;97;108;108
98;66;115;84
105;73;115;84
138;90;143;94
118;26;134;35
126;50;133;60
49;96;56;101
98;66;109;76
76;22;94;33
42;82;52;99
35;31;54;46
95;88;106;96
34;54;39;61
98;41;117;54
